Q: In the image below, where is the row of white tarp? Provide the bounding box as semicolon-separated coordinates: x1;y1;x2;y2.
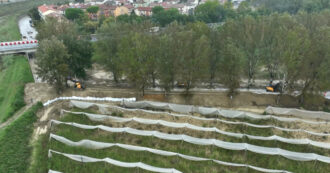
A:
43;96;136;106
48;149;182;173
63;110;330;149
50;133;292;173
266;106;330;121
48;170;62;173
69;101;330;136
121;101;329;124
51;120;330;164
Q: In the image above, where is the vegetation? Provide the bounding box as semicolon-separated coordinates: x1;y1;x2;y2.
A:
86;6;99;14
0;103;43;173
0;57;34;122
0;11;34;123
33;110;330;173
36;18;93;92
65;8;84;21
91;6;330;104
36;37;70;93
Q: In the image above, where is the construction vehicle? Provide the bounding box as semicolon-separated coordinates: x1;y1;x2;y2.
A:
266;81;282;92
67;77;86;90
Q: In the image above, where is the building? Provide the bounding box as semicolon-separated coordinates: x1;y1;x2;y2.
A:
136;6;153;16
38;5;61;20
114;6;130;16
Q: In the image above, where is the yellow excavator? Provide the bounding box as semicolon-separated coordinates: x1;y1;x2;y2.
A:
266;81;282;92
67;77;85;90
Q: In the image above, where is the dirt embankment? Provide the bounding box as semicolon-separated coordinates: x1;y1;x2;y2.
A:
25;82;318;112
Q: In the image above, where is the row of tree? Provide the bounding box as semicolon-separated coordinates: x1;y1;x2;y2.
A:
92;10;330;100
34;3;330;104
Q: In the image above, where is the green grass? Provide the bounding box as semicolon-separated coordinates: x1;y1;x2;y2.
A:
0;102;43;173
0;56;34;122
52;123;330;173
60;112;330;156
0;15;21;41
0;0;72;17
31;109;330;173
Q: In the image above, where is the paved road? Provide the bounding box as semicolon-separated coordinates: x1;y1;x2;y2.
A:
18;15;37;40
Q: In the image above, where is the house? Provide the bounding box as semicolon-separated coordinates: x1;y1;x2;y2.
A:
114;6;130;16
98;4;117;17
38;5;62;20
136;6;153;16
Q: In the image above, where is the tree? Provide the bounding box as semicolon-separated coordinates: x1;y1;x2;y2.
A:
65;8;84;20
152;8;181;26
152;6;165;15
297;27;330;104
157;22;183;93
176;23;210;92
93;22;129;83
36;37;70;93
195;0;227;23
218;39;244;95
118;32;151;95
86;6;99;14
223;16;264;87
37;18;92;79
208;29;222;87
28;7;41;22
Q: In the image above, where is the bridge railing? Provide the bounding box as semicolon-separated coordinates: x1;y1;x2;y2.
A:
0;40;38;52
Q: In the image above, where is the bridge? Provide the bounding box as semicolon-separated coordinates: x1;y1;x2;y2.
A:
0;40;38;55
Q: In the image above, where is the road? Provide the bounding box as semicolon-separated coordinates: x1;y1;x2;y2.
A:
18;15;37;40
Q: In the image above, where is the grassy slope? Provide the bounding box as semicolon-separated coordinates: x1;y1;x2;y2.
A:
0;11;34;122
0;15;21;42
0;56;34;122
32;111;330;173
0;103;42;173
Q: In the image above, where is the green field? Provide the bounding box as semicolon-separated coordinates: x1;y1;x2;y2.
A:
0;56;34;122
31;107;330;173
0;103;42;173
0;15;21;42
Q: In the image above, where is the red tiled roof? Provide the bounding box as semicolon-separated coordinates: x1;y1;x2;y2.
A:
137;7;152;12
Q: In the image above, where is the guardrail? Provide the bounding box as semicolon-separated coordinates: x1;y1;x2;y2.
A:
0;40;38;54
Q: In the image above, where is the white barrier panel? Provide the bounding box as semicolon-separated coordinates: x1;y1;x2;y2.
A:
50;120;330;164
48;149;182;173
266;106;330;121
122;101;329;124
48;170;62;173
50;133;291;173
69;101;330;137
63;110;330;149
43;96;136;106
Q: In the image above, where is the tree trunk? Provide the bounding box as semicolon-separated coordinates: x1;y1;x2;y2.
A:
113;71;119;83
152;73;156;88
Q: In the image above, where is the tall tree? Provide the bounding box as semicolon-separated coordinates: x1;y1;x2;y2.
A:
157;22;183;93
93;22;134;83
218;39;244;95
195;0;228;23
65;8;84;21
176;23;210;92
37;18;92;79
36;37;70;93
86;6;99;14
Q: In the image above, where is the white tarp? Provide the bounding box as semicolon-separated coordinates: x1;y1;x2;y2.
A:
69;101;330;137
48;149;182;173
50;133;291;173
43;96;136;106
266;106;330;121
48;170;62;173
50;120;330;164
122;101;329;124
63;110;330;149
